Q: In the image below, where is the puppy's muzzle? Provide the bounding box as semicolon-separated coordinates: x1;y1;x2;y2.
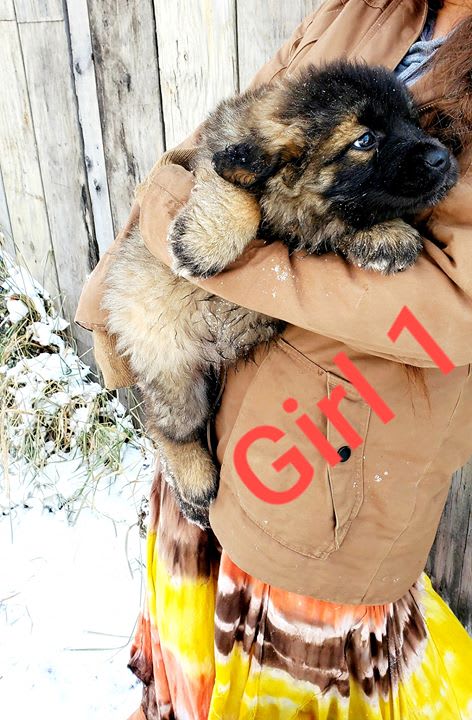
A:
423;145;451;173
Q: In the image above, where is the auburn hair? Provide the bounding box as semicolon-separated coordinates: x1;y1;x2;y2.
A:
404;2;471;395
422;2;472;155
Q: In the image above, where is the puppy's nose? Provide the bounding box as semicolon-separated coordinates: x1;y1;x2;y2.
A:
424;146;450;171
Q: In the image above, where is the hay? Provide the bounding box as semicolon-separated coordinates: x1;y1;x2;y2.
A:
0;245;154;523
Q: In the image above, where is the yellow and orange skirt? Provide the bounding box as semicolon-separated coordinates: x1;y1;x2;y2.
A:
129;471;472;719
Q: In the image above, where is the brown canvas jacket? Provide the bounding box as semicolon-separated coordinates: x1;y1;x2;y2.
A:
75;0;472;604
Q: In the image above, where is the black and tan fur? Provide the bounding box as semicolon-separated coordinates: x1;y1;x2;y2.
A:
103;62;458;527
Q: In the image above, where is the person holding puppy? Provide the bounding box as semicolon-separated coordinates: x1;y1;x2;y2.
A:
76;0;472;718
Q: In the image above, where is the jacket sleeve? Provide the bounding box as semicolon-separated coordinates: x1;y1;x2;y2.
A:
140;160;472;369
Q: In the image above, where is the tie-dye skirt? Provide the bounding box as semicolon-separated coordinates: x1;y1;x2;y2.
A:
129;468;472;719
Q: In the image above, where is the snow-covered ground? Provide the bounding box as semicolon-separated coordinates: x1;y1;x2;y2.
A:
0;248;155;719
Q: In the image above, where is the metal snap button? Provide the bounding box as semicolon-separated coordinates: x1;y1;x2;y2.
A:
337;445;351;462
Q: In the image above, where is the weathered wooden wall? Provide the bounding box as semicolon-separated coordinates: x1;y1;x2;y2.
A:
427;462;472;631
0;0;470;629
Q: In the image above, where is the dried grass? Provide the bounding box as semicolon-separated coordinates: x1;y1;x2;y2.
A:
0;241;153;522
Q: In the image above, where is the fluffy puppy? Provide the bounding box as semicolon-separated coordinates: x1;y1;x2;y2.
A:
103;62;458;527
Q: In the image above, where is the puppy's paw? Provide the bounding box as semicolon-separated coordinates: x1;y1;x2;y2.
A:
173;463;219;529
174;495;211;530
169;211;225;279
167;171;261;279
213;142;279;189
344;220;422;275
160;443;219;528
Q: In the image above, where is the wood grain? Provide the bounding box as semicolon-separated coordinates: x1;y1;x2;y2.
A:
65;0;115;255
19;18;96;356
0;20;58;295
427;464;472;632
153;0;238;148
87;0;165;232
14;0;63;22
0;166;14;255
0;0;15;21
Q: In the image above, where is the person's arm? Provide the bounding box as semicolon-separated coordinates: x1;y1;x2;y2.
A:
139;159;472;369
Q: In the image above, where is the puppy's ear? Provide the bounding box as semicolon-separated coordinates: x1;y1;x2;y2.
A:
212;142;282;189
280;153;309;188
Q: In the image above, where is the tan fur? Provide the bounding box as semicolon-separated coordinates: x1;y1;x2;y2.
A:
103;227;281;526
242;83;308;160
323;116;368;154
169;160;262;278
336;219;422;273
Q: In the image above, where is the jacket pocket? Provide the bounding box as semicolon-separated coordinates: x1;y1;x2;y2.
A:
221;337;370;560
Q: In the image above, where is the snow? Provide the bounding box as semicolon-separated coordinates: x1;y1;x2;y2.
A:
271;263;292;282
1;247;156;719
1;503;145;720
6;298;29;323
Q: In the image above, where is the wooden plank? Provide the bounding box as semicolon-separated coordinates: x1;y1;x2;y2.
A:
18;18;97;357
0;0;15;21
427;463;472;633
65;0;115;255
87;0;165;232
0;165;15;255
13;0;63;22
236;0;321;89
153;0;237;149
0;20;58;295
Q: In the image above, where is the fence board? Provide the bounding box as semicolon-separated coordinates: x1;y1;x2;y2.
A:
19;18;96;356
13;0;63;22
65;0;115;256
236;0;321;89
0;0;14;20
0;20;58;295
0;166;14;255
427;463;472;632
87;0;165;233
153;0;237;149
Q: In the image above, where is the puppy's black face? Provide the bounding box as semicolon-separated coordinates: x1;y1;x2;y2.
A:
297;64;459;228
212;63;459;231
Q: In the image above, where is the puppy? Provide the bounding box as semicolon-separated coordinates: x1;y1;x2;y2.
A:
103;62;458;527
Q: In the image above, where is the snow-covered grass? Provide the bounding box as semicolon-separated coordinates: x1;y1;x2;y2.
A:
0;245;155;719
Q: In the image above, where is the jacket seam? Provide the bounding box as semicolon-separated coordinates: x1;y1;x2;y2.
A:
266;0;340;84
217;478;336;560
149;180;191;208
280;3;343;75
334;403;371;538
219;344;337;559
348;0;402;58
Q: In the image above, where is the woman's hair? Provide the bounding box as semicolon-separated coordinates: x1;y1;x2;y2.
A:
405;1;470;398
422;3;472;154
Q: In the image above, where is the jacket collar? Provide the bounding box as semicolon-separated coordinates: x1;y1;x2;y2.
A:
351;0;428;72
355;0;437;106
299;0;432;105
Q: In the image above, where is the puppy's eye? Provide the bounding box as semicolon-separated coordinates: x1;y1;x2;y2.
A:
352;131;377;151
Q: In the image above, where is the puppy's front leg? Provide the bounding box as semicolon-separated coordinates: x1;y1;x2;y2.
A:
169;162;262;279
336;219;422;275
154;431;218;529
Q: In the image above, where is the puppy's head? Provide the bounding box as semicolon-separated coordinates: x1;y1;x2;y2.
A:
213;62;459;229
